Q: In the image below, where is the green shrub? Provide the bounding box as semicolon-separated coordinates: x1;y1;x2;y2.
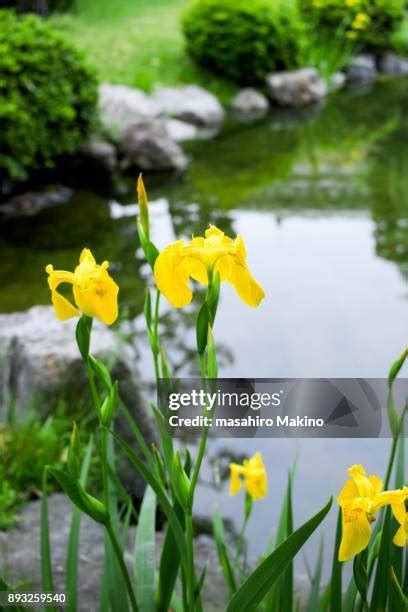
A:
299;0;404;50
182;0;304;85
0;9;97;183
390;16;408;54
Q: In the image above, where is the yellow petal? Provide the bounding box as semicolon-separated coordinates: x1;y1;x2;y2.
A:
46;266;75;291
51;290;79;320
245;469;267;500
338;506;371;562
73;273;119;325
372;488;407;512
79;248;96;264
226;260;265;307
229;464;243;496
154;241;193;308
338;478;359;507
393;525;407;547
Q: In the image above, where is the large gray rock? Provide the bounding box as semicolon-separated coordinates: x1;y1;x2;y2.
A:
380;51;408;76
346;54;377;84
231;88;269;119
164;118;198;142
98;83;163;139
122;120;188;171
152;85;225;127
266;68;328;107
0;494;228;612
82;136;117;171
0;306;155;498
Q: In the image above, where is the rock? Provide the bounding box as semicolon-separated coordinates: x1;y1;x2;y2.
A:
0;306;156;498
231;88;269;120
0;494;228;612
121;120;188;171
98;83;162;139
346;54;377;84
329;71;346;92
164;118;198;142
82;137;117;171
0;186;73;218
152;85;225;127
380;51;408;76
265;68;328;107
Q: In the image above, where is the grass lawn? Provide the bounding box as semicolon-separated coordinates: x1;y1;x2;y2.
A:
50;0;236;100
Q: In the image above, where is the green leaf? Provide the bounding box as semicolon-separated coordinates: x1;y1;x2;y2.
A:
144;288;152;329
110;430;188;571
47;467;109;525
135;486;156;612
100;381;119;426
388;348;408;388
75;315;92;361
207;325;218;379
65;436;93;612
280;471;294;612
89;355;113;391
0;578;25;612
157;500;184;612
387;389;401;438
196;302;210;354
330;507;342;612
137;221;159;269
213;512;237;597
225;497;333;612
137;173;150;239
306;538;324;612
41;470;56;612
389;566;408;612
353;548;368;608
371;505;392;610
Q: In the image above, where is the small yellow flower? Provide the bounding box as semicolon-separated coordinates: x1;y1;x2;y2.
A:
154;225;265;309
345;0;359;7
338;464;408;562
351;12;370;30
229;452;267;500
46;248;119;325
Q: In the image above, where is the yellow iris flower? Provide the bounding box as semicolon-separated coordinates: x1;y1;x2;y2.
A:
229;452;267;500
154;225;265;308
46;248;119;325
338;464;408;562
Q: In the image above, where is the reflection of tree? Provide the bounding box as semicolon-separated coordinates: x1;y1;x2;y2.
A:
0;190;146;316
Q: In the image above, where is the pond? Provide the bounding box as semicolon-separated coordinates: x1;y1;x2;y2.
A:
1;79;408;578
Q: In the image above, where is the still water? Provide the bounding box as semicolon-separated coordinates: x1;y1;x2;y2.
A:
1;79;408;576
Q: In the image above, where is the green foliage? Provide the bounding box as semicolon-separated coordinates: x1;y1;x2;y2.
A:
0;9;97;182
299;0;404;50
0;415;67;528
390;16;408;54
182;0;304;85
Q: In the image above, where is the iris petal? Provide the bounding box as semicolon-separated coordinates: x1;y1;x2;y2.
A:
339;507;371;562
154;241;193;308
51;290;79;320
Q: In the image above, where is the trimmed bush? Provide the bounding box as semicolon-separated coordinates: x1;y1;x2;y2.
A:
182;0;304;85
0;9;97;183
299;0;404;50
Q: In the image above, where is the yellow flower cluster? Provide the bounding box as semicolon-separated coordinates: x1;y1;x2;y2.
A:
351;12;370;30
154;225;265;309
229;452;268;500
338;464;408;562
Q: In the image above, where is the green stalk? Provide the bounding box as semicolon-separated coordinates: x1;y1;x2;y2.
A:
186;509;195;612
106;522;139;612
152;290;161;382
